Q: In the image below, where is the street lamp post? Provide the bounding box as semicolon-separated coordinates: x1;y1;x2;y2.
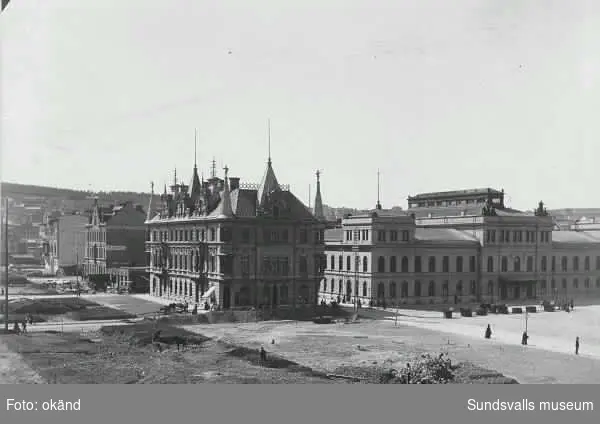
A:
3;198;9;332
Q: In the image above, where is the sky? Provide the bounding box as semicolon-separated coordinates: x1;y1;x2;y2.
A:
1;0;599;211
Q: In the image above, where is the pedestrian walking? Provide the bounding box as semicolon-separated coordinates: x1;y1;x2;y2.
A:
575;337;580;355
485;324;492;339
521;331;529;346
260;346;267;365
570;299;574;311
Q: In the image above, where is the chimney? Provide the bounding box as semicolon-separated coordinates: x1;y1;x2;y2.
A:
229;177;240;191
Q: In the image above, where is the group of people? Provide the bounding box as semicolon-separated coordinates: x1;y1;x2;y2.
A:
12;313;34;334
484;323;581;355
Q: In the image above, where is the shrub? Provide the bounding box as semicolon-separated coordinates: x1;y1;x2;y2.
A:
382;353;455;384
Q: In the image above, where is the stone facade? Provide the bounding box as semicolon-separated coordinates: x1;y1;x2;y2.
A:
321;191;600;306
146;156;326;310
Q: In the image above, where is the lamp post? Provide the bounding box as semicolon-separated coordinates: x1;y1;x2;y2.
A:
3;198;9;332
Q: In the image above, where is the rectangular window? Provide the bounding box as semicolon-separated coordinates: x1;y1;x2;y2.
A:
469;256;476;273
402;231;409;241
390;230;398;241
414;256;422;273
378;230;386;242
242;228;250;243
490;230;496;243
442;256;449;273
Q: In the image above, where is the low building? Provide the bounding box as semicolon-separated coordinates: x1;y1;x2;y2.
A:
320;189;600;306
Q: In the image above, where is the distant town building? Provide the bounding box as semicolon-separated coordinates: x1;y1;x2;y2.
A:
41;213;89;275
83;200;147;290
320;188;600;305
145;153;326;310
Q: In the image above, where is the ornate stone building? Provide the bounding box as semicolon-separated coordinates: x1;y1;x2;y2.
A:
321;188;600;306
145;154;326;309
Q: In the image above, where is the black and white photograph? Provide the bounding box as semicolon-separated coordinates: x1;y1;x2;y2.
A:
1;0;600;389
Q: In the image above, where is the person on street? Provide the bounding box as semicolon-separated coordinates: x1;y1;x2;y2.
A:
485;324;492;339
575;337;580;355
521;331;529;346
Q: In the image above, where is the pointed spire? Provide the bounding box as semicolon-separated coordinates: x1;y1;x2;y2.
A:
190;129;202;202
147;181;154;221
268;118;272;166
211;157;217;179
174;167;177;186
376;169;382;210
218;165;233;218
314;170;324;220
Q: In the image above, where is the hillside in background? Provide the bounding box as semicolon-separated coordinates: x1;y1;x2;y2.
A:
1;181;160;212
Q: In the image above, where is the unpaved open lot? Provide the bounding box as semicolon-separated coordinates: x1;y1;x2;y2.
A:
182;318;600;384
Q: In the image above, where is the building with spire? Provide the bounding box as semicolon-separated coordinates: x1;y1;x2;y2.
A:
145;133;327;309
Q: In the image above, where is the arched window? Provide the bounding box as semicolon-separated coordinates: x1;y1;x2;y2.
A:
414;280;422;297
401;281;409;298
501;257;508;272
390;256;397;272
428;257;436;273
330;255;335;270
573;278;579;289
378;256;385;273
346;280;352;296
428;281;435;297
573;257;580;271
330;278;335;293
390;282;397;298
487;257;494;272
561;256;568;271
362;257;368;272
323;280;327;292
338;280;342;294
346;256;351;271
513;256;521;272
585;256;590;271
362;282;367;297
401;256;409;273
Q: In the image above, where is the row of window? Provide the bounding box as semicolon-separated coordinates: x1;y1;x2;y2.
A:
87;230;106;243
322;279;478;298
329;254;478;273
344;229;411;243
486;255;600;273
485;229;551;244
151;227;322;244
329;253;600;274
321;277;600;298
151;251;320;276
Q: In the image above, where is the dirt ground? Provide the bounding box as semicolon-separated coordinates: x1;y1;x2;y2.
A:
0;326;337;384
181;319;600;384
